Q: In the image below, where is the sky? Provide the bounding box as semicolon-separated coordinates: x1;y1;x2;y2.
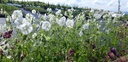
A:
18;0;128;12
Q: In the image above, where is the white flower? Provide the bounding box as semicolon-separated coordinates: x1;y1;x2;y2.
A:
26;13;35;23
47;8;52;12
79;30;83;37
14;17;23;28
56;10;61;15
0;8;3;14
66;19;74;28
68;9;72;12
64;11;67;16
11;10;23;20
48;14;54;18
57;16;66;26
42;21;51;31
48;14;55;23
32;9;36;14
94;13;102;19
18;19;33;35
82;23;89;30
32;33;37;38
6;16;11;23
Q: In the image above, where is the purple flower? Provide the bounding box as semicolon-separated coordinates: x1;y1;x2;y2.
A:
3;34;11;38
8;30;13;34
69;49;75;56
3;30;13;38
116;53;120;58
110;47;117;55
107;51;115;60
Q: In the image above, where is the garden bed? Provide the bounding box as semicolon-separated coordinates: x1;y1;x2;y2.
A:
0;7;128;62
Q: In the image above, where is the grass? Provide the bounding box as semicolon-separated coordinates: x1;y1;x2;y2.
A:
0;4;19;16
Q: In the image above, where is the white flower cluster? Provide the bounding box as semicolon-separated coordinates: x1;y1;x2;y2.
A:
56;10;61;15
48;14;55;23
66;19;75;28
7;8;124;36
56;16;66;26
47;8;52;12
18;18;33;34
41;21;51;31
11;10;33;35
